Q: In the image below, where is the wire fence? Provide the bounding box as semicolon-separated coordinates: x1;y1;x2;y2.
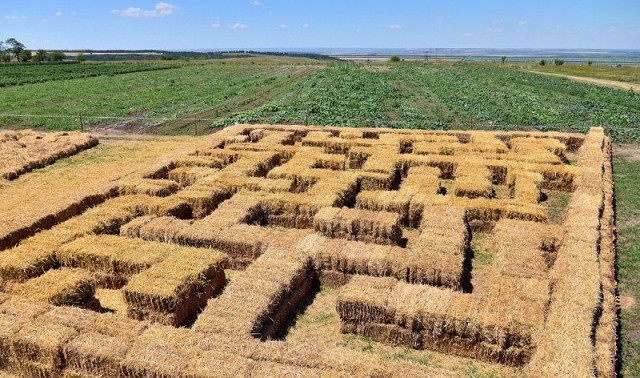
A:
1;112;638;142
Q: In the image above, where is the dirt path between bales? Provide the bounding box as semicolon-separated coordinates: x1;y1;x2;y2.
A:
528;71;639;92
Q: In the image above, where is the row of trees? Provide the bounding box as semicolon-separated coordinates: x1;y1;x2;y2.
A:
0;38;69;63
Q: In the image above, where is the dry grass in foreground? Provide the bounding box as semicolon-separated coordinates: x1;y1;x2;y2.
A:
0;130;98;182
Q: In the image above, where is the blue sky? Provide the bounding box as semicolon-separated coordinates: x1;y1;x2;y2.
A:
1;1;639;50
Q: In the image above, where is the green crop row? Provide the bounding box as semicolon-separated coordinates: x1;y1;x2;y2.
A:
0;61;186;87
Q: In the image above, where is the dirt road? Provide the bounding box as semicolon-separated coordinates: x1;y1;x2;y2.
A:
529;71;639;92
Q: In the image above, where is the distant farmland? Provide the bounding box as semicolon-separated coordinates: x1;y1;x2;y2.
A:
1;58;639;141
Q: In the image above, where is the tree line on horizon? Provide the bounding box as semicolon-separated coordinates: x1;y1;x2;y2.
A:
0;38;71;63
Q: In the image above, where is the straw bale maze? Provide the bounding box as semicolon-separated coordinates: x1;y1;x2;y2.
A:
0;125;615;377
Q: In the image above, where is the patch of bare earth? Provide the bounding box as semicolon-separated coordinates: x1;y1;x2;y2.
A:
529;71;639;92
620;295;636;311
615;144;640;162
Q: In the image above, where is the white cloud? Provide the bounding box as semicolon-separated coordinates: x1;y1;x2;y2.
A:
251;1;263;5
518;20;528;27
55;11;63;17
212;20;221;28
41;19;48;23
388;24;402;30
230;23;249;29
279;24;288;29
302;23;310;28
71;11;77;15
112;2;178;18
485;27;504;33
633;29;640;35
460;32;474;38
5;15;27;20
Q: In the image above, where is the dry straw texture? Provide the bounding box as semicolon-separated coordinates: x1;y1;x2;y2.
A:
0;124;615;376
0;130;98;181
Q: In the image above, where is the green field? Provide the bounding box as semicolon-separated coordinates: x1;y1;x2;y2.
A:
614;149;640;377
1;59;639;141
0;61;185;87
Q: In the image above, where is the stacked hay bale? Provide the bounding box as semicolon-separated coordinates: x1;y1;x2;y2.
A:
526;127;610;377
313;207;402;245
337;275;541;366
122;247;227;327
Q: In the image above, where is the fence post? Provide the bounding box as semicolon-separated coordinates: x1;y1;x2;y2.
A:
79;116;84;132
195;123;198;136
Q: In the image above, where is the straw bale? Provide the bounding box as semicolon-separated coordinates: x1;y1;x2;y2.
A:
37;306;101;333
260;130;295;145
313;207;402;245
187;350;254;377
507;170;543;203
347;146;370;169
336;275;397;324
57;235;169;276
123;247;227;326
9;268;95;306
194;231;313;338
338;277;538;366
0;238;59;285
11;322;76;370
87;313;148;341
119;215;157;238
317;270;352;288
594;136;616;377
117;178;180;197
174;155;226;169
174;187;232;218
361;152;400;175
526;127;605;377
64;332;130;378
313;154;346;171
356;190;413;225
62;368;94;378
339;129;363;139
167;166;218;186
121;326;204;377
249;128;265;142
225;134;250;144
0;312;26;370
357;170;396;190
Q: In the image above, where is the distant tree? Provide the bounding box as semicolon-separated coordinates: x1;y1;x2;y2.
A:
554;58;564;66
32;49;48;62
501;56;506;64
389;56;401;62
5;38;26;60
18;49;32;62
587;60;593;66
76;52;86;63
48;51;66;62
539;59;546;66
160;53;174;60
0;52;9;62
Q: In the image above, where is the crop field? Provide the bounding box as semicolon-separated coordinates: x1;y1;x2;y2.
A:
0;124;615;377
1;59;639;141
0;61;185;87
